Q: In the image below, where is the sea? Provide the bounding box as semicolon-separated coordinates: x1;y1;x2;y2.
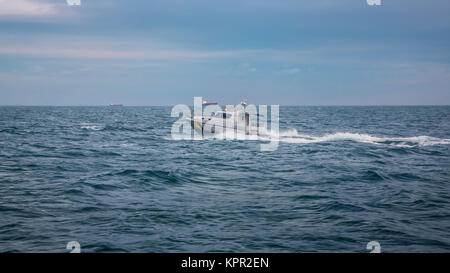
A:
0;106;449;252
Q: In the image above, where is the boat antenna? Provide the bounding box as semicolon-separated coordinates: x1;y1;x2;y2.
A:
240;99;248;109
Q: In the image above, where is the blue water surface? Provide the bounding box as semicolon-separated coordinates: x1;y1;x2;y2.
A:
0;106;449;252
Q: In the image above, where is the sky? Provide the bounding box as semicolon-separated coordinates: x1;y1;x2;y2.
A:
0;0;449;106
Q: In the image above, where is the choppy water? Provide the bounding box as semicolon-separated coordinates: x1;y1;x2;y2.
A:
0;106;449;252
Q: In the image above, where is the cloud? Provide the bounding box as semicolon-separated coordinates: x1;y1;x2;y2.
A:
240;63;257;72
0;0;58;17
0;45;237;60
66;0;81;6
277;68;300;74
0;34;246;61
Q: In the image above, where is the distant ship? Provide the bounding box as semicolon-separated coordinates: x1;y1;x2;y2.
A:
202;100;218;106
109;103;123;107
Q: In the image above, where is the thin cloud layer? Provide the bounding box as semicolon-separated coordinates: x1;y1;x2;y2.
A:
0;45;237;60
277;68;300;75
0;0;58;17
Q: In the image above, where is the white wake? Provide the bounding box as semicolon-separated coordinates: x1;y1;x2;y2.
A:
263;129;450;147
188;128;450;147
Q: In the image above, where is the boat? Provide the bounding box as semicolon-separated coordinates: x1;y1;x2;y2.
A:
109;103;123;107
202;100;218;106
189;100;264;137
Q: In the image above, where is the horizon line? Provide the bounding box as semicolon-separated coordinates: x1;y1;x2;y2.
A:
1;104;449;107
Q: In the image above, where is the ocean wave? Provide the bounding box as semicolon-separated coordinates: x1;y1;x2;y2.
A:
274;129;450;147
168;128;450;147
80;123;104;131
